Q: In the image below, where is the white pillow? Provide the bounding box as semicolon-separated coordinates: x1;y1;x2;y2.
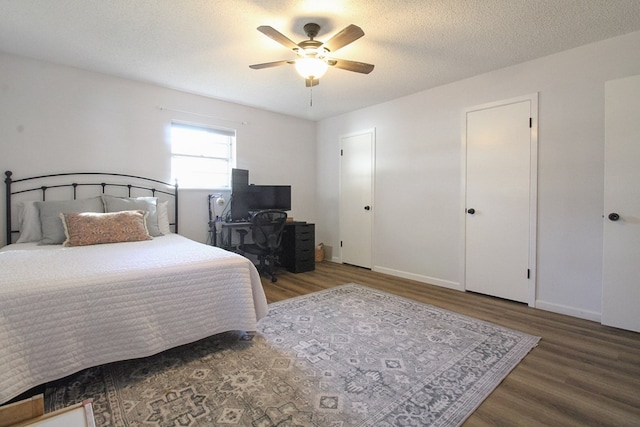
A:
16;201;43;243
157;200;172;235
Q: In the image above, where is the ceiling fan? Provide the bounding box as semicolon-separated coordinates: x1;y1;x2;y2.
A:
249;23;374;87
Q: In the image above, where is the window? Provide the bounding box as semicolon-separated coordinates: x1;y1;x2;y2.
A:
170;122;235;189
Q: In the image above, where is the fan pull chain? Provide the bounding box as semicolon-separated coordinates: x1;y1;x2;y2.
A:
309;87;313;107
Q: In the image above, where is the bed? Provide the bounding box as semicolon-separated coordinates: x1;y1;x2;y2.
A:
0;171;268;405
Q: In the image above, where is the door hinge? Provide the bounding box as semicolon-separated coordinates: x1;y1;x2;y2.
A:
529;117;532;128
340;241;343;247
527;269;531;279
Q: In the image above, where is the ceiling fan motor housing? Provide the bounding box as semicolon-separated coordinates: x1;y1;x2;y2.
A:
303;23;321;39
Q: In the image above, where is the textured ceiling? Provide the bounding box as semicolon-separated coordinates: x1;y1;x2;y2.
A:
2;0;640;121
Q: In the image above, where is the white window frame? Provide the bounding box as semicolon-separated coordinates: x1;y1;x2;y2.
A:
170;121;236;190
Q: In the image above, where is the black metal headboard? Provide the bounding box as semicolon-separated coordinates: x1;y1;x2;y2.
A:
4;171;179;246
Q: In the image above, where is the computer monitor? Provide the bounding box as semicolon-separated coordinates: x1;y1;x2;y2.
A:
231;185;292;221
230;169;250;221
230;192;250;221
230;169;292;221
231;168;249;191
248;185;291;211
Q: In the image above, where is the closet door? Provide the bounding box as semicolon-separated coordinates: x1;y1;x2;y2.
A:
602;75;640;333
340;129;375;269
464;95;537;305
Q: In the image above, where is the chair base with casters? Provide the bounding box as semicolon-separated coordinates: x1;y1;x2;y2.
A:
237;210;287;282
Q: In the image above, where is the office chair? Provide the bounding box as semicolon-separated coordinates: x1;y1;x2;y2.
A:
237;210;288;282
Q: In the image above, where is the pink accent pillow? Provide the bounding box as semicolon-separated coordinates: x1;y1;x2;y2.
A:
60;210;152;247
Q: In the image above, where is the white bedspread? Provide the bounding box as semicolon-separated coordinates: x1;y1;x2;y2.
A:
0;234;268;404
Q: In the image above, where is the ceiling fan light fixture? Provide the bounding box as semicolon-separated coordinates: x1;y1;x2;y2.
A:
250;23;373;87
295;57;328;80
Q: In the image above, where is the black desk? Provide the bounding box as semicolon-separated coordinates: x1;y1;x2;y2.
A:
211;221;315;273
213;221;251;249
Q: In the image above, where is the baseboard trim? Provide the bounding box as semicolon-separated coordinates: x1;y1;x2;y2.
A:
373;266;464;291
326;258;463;291
535;300;601;323
327;259;602;324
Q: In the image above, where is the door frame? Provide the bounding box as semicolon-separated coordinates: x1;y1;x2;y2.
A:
460;93;538;307
339;128;376;267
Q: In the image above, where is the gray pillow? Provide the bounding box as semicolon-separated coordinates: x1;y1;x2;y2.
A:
101;195;162;237
36;197;105;244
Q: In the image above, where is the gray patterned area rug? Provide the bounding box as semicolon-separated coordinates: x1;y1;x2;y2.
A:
45;284;539;426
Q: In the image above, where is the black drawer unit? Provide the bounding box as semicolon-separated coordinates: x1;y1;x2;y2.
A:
281;222;315;273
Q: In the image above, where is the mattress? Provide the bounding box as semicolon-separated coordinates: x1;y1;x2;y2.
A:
0;234;268;404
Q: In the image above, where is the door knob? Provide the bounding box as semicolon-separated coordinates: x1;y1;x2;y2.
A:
364;206;371;211
608;212;620;221
467;208;475;215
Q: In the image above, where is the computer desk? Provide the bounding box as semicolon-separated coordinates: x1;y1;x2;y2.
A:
210;220;315;273
211;220;252;250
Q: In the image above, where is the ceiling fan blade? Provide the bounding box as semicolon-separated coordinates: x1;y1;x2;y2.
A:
328;58;374;74
257;26;299;50
322;24;364;52
305;78;319;87
249;60;294;70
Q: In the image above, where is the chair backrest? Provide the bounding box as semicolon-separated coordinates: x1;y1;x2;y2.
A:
250;210;288;251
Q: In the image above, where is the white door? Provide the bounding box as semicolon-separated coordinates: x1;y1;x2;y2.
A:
602;75;640;333
464;96;537;305
340;129;374;268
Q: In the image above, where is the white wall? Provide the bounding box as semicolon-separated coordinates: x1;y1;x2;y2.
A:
0;52;317;245
316;31;640;321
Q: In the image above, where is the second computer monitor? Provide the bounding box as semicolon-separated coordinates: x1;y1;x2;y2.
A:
231;188;290;221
